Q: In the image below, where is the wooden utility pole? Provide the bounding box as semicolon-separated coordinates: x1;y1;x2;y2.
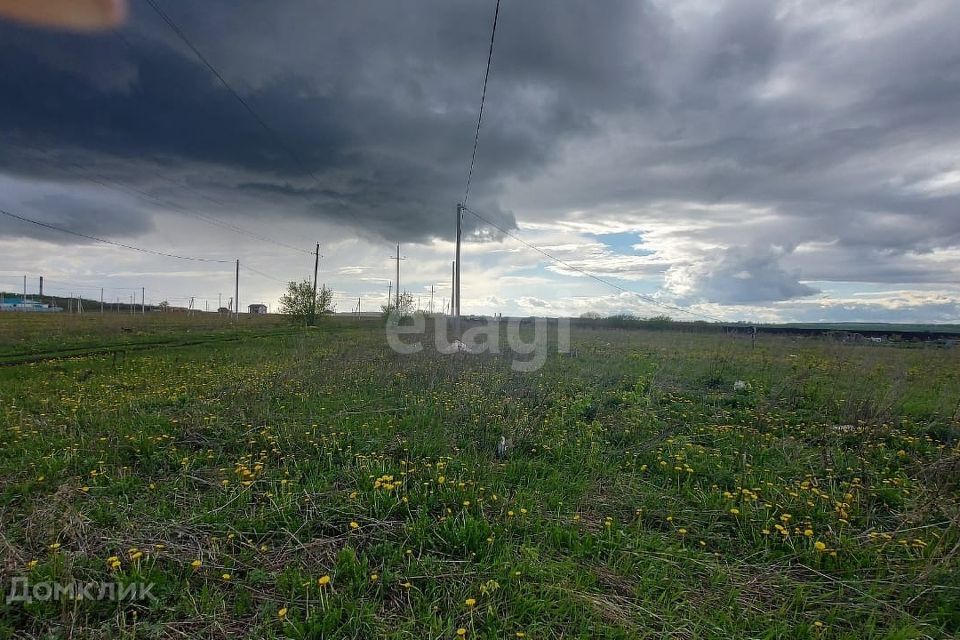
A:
387;282;392;309
311;242;320;325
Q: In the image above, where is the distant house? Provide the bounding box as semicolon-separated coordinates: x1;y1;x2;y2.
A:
248;303;267;315
0;296;62;312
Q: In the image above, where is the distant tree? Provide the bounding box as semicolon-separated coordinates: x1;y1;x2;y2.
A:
381;291;416;321
279;280;335;324
158;300;170;311
580;311;602;319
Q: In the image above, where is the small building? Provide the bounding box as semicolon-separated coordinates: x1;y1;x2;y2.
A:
0;296;62;312
248;303;267;315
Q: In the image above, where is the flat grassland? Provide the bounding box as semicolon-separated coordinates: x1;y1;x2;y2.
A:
0;315;958;639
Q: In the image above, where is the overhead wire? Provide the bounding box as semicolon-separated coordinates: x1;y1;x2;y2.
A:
0;207;233;263
142;0;327;192
463;0;501;206
15;138;314;256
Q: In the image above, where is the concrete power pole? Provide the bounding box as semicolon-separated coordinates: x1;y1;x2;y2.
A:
395;243;400;308
387;282;392;309
141;287;145;314
450;261;455;317
311;242;320;325
235;259;240;320
455;203;462;319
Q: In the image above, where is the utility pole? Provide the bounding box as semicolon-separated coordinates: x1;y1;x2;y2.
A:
455;203;462;319
100;287;103;314
218;292;222;311
450;261;455;317
357;295;361;317
387;282;392;309
23;275;26;299
39;276;43;301
311;242;320;326
235;259;240;320
430;285;434;314
141;287;145;314
392;244;406;309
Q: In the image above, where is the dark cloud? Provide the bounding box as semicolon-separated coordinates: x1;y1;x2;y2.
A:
0;0;958;316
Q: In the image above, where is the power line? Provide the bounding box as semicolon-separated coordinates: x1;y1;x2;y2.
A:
142;0;326;192
240;262;290;284
460;205;723;322
0;207;233;263
16;139;314;256
463;0;501;205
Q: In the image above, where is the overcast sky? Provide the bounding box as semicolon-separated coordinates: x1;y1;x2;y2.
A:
1;0;959;322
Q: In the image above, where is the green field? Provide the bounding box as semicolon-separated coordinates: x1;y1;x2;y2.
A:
1;316;958;638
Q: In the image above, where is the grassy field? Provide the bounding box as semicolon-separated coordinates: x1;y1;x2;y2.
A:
1;316;958;639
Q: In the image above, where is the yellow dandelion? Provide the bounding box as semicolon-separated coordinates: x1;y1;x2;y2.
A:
729;508;740;516
465;598;477;607
191;559;202;569
277;607;288;620
318;575;331;587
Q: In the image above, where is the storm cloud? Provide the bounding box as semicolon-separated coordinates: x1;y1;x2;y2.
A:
0;0;958;320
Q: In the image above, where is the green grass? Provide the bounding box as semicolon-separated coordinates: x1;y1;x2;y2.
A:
0;317;958;638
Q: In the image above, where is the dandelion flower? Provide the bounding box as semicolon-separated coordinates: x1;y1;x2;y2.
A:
318;575;331;587
465;598;477;607
729;508;740;516
221;573;231;581
191;559;202;569
456;629;466;637
350;521;359;530
814;541;827;552
278;607;288;620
